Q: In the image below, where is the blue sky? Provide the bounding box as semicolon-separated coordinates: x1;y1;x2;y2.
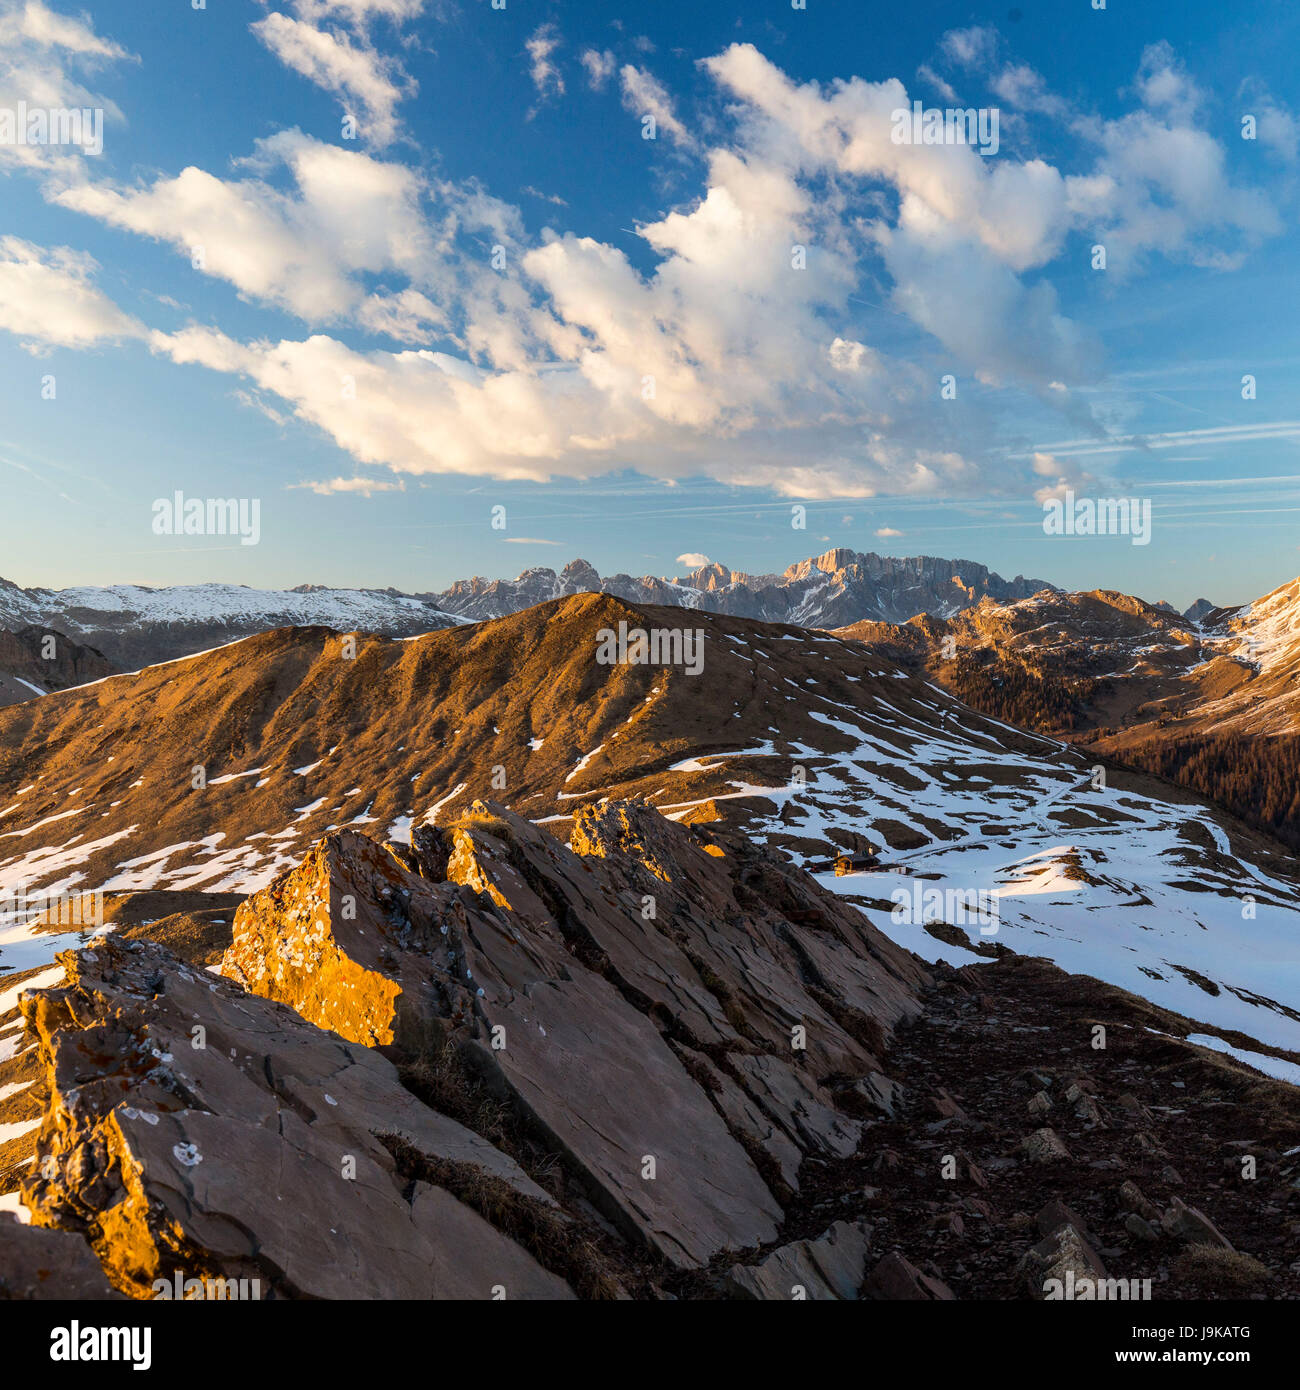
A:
0;0;1297;608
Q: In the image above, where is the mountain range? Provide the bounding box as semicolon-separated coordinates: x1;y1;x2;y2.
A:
0;577;466;678
0;546;1216;699
838;577;1300;850
1;590;1297;1301
2;557;1297;1304
0;590;1294;1045
429;549;1059;626
0;549;1051;678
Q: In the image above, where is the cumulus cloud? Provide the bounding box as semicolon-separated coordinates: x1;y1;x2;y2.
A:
1029;450;1100;506
874;527;902;537
676;552;712;567
0;0;132;172
0;236;142;348
1065;47;1281;274
1132;40;1201;123
698;43;1092;397
51;131;521;338
7;34;1290;503
252;12;414;145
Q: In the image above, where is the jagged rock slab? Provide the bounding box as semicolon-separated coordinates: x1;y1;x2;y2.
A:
451;806;743;1050
0;1215;123;1300
226;813;788;1269
570;800;928;1074
222;799;928;1269
1161;1196;1234;1250
723;1220;872;1300
681;1048;804;1192
222;828;459;1050
18;937;569;1299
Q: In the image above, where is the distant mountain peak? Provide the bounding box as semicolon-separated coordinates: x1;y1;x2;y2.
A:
0;549;1057;672
429;548;1056;628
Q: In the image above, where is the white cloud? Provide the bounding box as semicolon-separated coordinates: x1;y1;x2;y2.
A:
877;212;1096;389
503;536;563;545
356;287;445;340
0;236;142;348
292;0;426;20
1079;45;1279;271
1067;112;1280;272
252;12;413;145
54;132;459;328
993;63;1068;118
676;552;712;567
1240;81;1299;165
7;37;1288;506
1133;40;1201;123
0;0;132;172
521;184;567;207
699;43;1088;394
620;65;691;146
1030;450;1099;506
580;48;615;91
293;474;404;495
1259;108;1300;163
938;26;997;71
526;24;564;101
915;63;957;104
874;527;902;537
6;0;127;59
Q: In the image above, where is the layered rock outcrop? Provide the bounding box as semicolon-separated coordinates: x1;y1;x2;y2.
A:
4;798;928;1296
222;799;928;1270
17;934;569;1299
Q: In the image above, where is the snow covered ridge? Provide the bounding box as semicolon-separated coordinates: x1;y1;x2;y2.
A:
725;687;1300;1059
0;579;466;629
0;548;1051;684
430;549;1055;627
1220;574;1300;670
0;578;468;670
0;593;1296;1071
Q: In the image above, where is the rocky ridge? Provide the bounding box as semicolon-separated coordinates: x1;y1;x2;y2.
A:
0;797;931;1297
835;577;1300;848
0;627;112;710
0;548;1049;676
431;548;1051;628
2;797;1294;1300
